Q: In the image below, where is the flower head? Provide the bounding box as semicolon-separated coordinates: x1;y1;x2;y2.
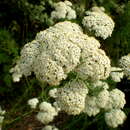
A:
36;102;58;124
51;79;88;115
105;109;126;128
10;21;111;85
51;1;76;20
119;54;130;79
83;96;100;116
28;98;39;109
82;6;115;39
104;89;126;110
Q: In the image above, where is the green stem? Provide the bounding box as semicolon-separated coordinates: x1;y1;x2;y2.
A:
4;110;33;127
7;77;32;115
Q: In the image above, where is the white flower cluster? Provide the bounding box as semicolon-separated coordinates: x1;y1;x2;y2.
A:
84;96;100;116
119;54;130;79
27;86;126;128
11;21;111;85
10;40;41;82
27;78;126;128
49;80;88;115
0;106;5;129
48;80;126;128
84;83;126;128
34;21;82;85
96;89;110;108
36;101;58;124
51;1;76;20
33;53;68;86
10;64;22;82
75;47;111;81
84;85;126;114
104;88;126;110
28;98;39;109
110;67;124;82
42;125;59;130
105;109;126;128
83;81;110;116
82;6;115;39
10;4;127;129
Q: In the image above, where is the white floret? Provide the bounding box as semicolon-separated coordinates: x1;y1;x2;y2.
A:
10;65;22;82
66;6;76;20
15;40;41;76
36;112;55;124
51;2;67;19
42;125;59;130
39;101;57;114
91;6;105;12
105;109;126;128
0;106;5;128
33;53;67;86
90;80;109;90
51;1;76;20
53;102;61;112
83;96;100;116
96;89;110;108
37;102;58;124
119;54;130;79
84;81;110;109
28;98;39;109
49;88;58;98
53;80;88;115
82;7;115;39
104;89;126;110
64;0;72;6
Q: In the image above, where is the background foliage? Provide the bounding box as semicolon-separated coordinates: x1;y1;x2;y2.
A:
0;0;130;129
